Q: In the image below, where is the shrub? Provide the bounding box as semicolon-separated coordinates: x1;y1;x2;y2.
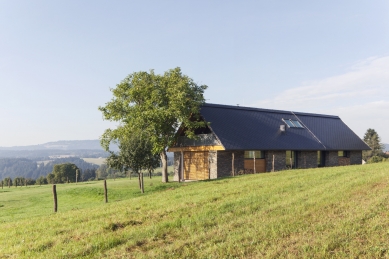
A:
367;156;384;164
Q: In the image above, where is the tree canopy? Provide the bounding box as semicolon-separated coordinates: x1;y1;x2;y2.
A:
363;128;385;161
106;131;160;193
47;163;80;184
99;67;208;182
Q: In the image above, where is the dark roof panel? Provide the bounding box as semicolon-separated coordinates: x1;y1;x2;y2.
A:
200;103;370;151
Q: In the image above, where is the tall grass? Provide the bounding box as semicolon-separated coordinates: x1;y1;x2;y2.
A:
1;163;389;258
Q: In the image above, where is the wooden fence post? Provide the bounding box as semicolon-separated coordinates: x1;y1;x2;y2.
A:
290;158;292;169
76;169;79;184
232;153;235;177
253;151;256;174
53;185;57;213
104;180;108;203
272;155;275;172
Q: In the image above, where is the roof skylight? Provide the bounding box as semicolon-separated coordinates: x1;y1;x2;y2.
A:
292;120;303;128
282;119;304;128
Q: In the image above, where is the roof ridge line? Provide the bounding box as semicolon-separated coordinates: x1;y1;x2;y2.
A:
203;103;339;119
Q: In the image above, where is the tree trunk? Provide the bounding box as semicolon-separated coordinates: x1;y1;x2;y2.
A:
141;172;144;193
138;172;141;189
149;169;152;179
160;150;169;183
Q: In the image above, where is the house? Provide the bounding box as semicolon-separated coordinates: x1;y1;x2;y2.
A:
168;103;371;181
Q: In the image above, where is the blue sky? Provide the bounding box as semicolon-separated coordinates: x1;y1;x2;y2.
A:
1;1;388;146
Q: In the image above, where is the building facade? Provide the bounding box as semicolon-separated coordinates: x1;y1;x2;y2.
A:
168;103;370;181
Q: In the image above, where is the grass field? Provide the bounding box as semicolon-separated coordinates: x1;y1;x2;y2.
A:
1;163;389;258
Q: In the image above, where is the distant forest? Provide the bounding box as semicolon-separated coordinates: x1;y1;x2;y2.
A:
0;157;98;180
0;149;109;159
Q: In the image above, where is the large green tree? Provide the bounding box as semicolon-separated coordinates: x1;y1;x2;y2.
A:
363;128;384;161
99;67;208;182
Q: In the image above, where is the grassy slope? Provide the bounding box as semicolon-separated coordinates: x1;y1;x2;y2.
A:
1;164;389;258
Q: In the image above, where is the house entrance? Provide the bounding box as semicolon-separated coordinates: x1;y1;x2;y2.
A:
183;151;209;180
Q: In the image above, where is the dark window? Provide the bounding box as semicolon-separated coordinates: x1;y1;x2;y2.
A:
318;151;326;167
338;151;349;157
286;151;298;168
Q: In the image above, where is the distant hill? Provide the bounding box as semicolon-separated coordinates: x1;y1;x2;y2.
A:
385;143;389;152
0;140;173;160
0;140;118;151
0;157;98;180
0;140;118;159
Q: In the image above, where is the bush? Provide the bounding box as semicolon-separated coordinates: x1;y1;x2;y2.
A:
367;156;384;164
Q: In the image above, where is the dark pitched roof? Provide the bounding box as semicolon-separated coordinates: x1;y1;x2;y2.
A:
200;103;370;151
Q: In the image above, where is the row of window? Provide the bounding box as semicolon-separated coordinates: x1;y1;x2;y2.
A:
245;150;350;158
245;150;351;168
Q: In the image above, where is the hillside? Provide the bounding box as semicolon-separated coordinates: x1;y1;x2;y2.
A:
0;140;119;159
0;157;98;179
0;140;115;151
0;140;175;161
1;163;389;258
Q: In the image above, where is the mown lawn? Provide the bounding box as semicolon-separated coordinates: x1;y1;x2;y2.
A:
1;163;389;258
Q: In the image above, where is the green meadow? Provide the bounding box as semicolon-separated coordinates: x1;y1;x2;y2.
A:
1;163;389;258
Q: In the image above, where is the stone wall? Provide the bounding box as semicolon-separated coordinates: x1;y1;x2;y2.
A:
216;151;244;177
173;152;181;181
297;151;318;169
325;151;339;167
173;149;365;181
209;151;218;179
350;151;362;165
265;151;286;172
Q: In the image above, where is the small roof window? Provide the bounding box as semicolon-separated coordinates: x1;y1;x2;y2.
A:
282;119;304;128
292;120;303;128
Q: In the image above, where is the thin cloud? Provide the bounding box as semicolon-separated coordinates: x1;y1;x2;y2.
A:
255;56;389;142
257;56;389;111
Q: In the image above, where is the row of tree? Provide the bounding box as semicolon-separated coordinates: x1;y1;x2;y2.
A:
0;157;98;180
1;162;174;189
1;176;36;187
1;163;83;186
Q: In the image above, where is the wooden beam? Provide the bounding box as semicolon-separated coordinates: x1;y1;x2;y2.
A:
168;145;225;152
